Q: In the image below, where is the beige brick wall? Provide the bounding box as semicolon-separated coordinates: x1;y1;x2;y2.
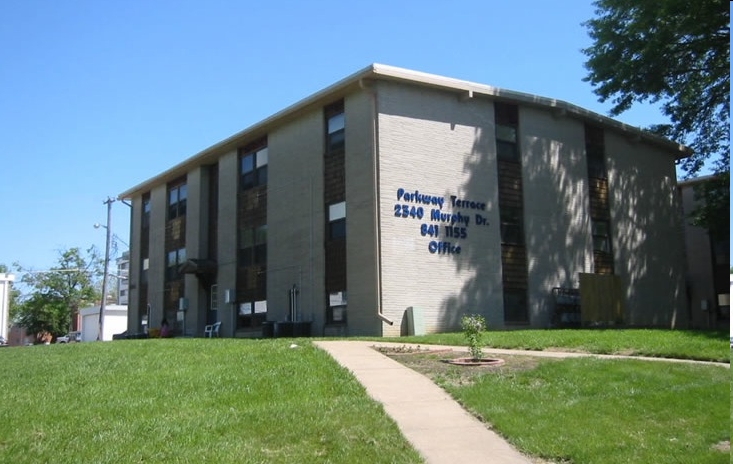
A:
268;108;326;330
216;150;238;336
520;107;592;326
147;184;168;327
127;196;143;333
129;75;688;336
344;90;380;336
376;81;502;335
606;132;687;327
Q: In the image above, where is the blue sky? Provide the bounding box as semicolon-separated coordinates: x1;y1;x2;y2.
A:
0;0;694;273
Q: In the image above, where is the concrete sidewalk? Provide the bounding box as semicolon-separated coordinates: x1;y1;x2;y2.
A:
314;340;533;464
314;340;728;464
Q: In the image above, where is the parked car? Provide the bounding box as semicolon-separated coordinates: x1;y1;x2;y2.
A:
56;332;81;344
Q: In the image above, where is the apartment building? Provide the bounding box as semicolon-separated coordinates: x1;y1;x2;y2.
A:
119;64;690;337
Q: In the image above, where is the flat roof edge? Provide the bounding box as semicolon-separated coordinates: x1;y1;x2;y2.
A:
119;63;691;199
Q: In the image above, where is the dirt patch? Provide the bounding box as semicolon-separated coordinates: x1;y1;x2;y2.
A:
711;440;730;453
379;348;558;388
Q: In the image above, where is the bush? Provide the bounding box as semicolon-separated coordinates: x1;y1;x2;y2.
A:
461;314;486;360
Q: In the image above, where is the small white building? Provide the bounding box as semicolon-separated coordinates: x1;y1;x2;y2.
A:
80;304;128;341
0;273;15;341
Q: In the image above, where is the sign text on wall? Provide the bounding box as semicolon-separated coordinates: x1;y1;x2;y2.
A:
393;188;490;255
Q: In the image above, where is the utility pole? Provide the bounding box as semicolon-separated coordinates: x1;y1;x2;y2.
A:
98;197;115;341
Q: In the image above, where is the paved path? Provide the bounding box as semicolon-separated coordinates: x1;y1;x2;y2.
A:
314;341;533;464
314;341;729;464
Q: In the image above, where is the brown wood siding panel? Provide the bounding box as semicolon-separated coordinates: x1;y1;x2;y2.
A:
593;251;614;275
208;164;218;262
165;217;186;251
324;150;345;205
325;240;346;292
501;245;528;288
236;181;267;304
497;161;523;208
236;266;266;302
164;281;184;309
323;101;346;299
238;186;267;227
588;178;610;219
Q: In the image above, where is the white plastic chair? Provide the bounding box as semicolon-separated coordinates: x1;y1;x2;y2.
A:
204;321;221;338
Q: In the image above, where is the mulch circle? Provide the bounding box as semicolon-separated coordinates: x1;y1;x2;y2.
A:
444;357;506;367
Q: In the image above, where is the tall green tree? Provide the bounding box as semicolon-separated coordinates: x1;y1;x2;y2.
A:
14;247;102;339
583;0;729;175
582;0;729;235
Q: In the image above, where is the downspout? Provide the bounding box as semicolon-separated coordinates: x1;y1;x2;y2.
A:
362;78;393;328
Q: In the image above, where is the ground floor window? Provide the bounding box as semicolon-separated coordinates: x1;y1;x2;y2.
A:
327;291;347;324
238;300;267;328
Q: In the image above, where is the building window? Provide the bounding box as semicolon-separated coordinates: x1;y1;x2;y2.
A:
495;102;519;163
168;183;187;220
592;221;611;253
142;194;151;228
166;248;185;281
141;257;149;284
328;201;346;239
238;300;267;328
585;125;606;179
238;225;267;267
240;146;268;190
500;206;523;245
327;291;347;324
496;124;518;162
210;284;218;311
325;102;345;154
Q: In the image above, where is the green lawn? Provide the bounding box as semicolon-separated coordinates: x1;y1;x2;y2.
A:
1;330;728;463
383;328;730;463
439;357;730;464
386;328;730;362
0;339;421;464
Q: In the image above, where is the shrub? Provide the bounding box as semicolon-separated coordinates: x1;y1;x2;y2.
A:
461;314;486;360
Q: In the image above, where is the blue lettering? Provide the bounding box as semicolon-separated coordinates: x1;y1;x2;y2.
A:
450;195;486;210
397;188;445;210
428;241;462;255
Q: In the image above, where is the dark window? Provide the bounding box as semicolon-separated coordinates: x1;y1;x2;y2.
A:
237;300;267;328
168;183;187;220
325;101;345;154
592;221;611;253
240;146;268;191
326;291;347;324
328;202;346;240
166;248;185;281
496;124;519;162
142;194;151;228
141;257;149;284
500;207;523;245
495;102;519;162
239;225;267;267
585;125;606;179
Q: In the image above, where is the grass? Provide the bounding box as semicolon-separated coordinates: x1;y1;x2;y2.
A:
386;343;730;463
1;330;728;463
0;339;421;464
446;358;730;464
382;328;730;362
